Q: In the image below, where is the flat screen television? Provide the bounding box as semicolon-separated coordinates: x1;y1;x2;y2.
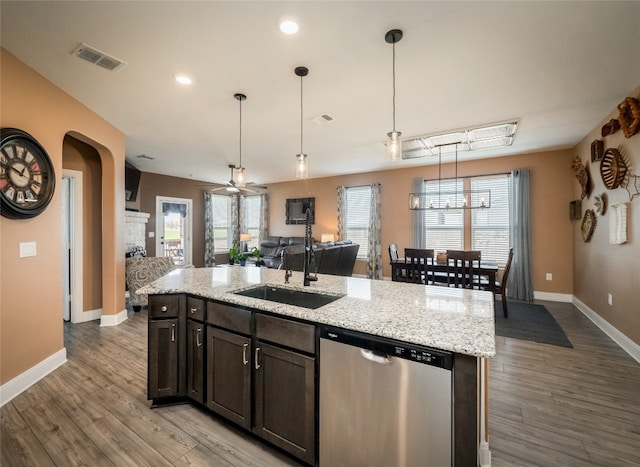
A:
286;197;315;224
125;161;141;202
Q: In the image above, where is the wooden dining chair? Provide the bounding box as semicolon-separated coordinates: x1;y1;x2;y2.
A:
494;248;514;318
404;248;434;284
445;250;482;289
389;243;399;261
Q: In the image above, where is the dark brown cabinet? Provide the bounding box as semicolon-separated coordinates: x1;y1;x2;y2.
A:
148;294;186;401
206;327;252;429
186;320;205;403
254;314;316;465
186;296;206;403
254;341;316;465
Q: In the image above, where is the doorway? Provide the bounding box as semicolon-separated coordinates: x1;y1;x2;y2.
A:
155;196;193;266
62;169;83;323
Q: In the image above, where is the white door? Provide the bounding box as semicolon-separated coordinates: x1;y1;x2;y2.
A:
62;169;83;323
155;196;193;266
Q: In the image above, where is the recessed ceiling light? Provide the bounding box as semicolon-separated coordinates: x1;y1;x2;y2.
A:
279;18;299;35
175;74;193;85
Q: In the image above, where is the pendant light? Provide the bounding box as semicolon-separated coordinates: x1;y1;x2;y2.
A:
234;93;247;187
385;29;403;161
295;66;309;179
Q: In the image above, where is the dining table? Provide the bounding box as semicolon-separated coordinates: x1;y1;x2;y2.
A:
390;257;499;293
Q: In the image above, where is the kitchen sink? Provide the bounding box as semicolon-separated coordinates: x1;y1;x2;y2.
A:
234;285;344;309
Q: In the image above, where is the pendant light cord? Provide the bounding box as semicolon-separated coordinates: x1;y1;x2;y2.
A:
300;74;304;155
392;41;396;132
239;97;242;167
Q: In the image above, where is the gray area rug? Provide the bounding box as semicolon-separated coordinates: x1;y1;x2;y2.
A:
495;301;573;348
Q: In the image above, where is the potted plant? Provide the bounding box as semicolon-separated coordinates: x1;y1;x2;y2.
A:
251;247;262;266
228;242;240;265
238;253;248;266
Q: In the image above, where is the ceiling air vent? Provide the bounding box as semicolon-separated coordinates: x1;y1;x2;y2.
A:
312;114;334;125
72;43;127;71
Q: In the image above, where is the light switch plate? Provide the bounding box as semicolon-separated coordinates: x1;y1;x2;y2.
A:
148;231;155;238
20;242;37;258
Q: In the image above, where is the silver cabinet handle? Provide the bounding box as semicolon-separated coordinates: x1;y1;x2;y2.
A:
190;307;197;314
243;343;249;365
171;323;176;342
196;328;202;347
161;305;168;312
254;347;261;370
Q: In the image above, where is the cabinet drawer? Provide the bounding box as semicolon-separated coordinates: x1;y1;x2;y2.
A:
256;314;315;354
149;294;182;318
187;296;205;322
207;301;251;335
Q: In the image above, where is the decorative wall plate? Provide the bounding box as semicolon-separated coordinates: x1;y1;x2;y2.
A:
593;193;607;216
609;203;627;245
581;209;597;243
600;148;627;190
618;96;640;139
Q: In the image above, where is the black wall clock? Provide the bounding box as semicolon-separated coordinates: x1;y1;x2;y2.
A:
1;128;56;219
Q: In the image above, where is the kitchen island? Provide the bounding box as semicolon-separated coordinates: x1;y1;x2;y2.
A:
139;266;495;466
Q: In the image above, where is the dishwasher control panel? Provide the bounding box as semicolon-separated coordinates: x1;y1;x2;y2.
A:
320;327;453;370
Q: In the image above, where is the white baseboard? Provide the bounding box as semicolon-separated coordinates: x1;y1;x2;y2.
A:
534;291;573;302
74;307;102;323
0;348;67;407
573;297;640;364
100;308;128;327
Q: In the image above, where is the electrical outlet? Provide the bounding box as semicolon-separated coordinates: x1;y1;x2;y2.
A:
148;231;155;238
608;294;613;306
19;242;37;258
545;273;552;281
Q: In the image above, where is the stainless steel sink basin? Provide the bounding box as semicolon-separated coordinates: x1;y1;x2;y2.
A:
234;285;344;309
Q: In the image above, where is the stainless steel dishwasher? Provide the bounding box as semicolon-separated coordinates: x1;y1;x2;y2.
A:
319;327;453;467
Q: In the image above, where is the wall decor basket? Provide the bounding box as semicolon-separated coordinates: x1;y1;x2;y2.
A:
600;148;627;190
581;209;597;243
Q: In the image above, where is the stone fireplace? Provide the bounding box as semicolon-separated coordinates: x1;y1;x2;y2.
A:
125;211;150;255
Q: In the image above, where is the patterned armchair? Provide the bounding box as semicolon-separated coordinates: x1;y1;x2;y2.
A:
125;257;176;311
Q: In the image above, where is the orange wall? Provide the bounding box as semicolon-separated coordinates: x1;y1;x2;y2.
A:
266;149;575;292
573;84;640;345
62;136;103;311
0;49;126;385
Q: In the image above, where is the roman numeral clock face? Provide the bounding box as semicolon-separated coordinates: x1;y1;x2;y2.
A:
1;128;56;219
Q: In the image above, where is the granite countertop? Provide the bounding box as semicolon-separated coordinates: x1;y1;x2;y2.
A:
138;266;496;358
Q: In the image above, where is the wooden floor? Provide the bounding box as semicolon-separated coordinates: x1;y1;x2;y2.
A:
2;300;639;466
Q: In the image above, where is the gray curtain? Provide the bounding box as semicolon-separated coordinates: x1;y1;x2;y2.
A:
412;177;425;248
367;183;383;280
336;186;346;240
259;193;269;243
238;194;247;235
230;195;239;249
509;168;534;301
203;191;215;267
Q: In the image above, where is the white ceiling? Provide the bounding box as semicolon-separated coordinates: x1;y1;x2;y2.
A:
2;1;640;185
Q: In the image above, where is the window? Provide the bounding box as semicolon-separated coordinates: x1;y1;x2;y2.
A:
243;195;261;250
423;179;464;252
419;174;511;266
344;186;371;259
471;175;510;266
211;194;232;253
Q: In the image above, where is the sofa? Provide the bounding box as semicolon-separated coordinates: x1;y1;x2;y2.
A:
125;256;176;311
259;236;306;269
281;240;360;277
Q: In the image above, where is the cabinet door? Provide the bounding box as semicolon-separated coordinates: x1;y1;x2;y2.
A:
254;342;316;465
186;320;205;404
206;327;251;430
148;318;180;399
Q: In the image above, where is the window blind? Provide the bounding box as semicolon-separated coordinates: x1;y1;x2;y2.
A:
244;195;261;250
423;179;464;252
212;194;232;252
345;186;371;258
471;174;510;266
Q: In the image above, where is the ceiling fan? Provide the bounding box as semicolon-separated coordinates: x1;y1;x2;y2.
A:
205;93;267;195
208;163;266;194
